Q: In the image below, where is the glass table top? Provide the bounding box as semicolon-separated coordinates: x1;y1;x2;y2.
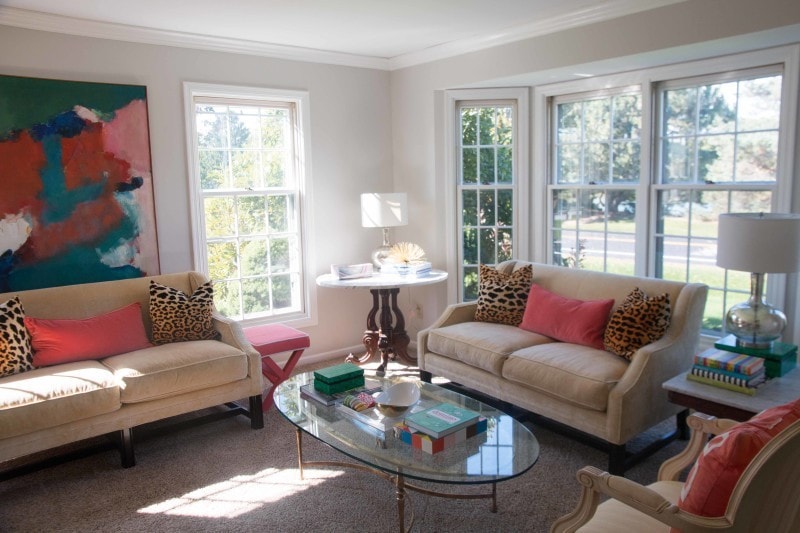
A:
274;372;539;485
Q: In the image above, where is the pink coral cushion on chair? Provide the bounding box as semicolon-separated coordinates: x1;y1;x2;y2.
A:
26;303;153;367
518;284;614;350
676;398;800;521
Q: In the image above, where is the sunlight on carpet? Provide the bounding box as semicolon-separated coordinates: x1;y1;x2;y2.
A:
137;467;345;519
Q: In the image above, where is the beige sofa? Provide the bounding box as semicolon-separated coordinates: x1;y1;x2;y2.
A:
418;260;708;474
0;272;263;470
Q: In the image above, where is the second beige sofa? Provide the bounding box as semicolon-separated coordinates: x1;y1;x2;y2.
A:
418;260;708;474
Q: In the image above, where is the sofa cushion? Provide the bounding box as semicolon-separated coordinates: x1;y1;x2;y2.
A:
427;322;552;376
502;343;629;412
101;340;249;403
604;287;671;360
519;284;614;349
149;280;219;344
474;264;533;326
26;303;152;367
676;398;800;519
0;297;34;378
0;360;120;439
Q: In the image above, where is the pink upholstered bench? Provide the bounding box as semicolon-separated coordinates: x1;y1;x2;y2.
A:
243;324;310;410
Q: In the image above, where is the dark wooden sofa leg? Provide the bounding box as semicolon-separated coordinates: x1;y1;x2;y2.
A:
119;428;136;468
677;409;690;440
250;395;265;429
608;443;626;476
419;370;432;383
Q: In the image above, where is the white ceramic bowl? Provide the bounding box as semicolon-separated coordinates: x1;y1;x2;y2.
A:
375;382;421;417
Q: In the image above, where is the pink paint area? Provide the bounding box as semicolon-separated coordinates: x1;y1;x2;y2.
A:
102;99;152;173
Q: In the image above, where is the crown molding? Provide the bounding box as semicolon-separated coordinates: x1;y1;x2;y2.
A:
0;1;686;71
388;0;687;70
0;6;391;70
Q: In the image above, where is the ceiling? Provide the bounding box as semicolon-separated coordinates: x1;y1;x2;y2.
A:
0;0;686;69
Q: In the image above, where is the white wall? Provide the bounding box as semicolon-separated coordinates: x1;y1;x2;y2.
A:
3;0;800;357
390;0;800;340
0;26;394;357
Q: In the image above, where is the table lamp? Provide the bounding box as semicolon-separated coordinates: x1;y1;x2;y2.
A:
361;192;408;270
716;212;800;349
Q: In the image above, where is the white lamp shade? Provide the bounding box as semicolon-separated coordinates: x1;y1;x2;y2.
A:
360;193;408;228
716;213;800;273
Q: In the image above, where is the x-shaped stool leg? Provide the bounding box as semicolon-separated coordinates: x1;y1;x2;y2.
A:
261;348;305;410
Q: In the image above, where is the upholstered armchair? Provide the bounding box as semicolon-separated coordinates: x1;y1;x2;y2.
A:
551;411;800;532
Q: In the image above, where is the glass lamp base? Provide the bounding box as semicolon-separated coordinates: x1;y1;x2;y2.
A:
371;245;392;271
725;300;786;350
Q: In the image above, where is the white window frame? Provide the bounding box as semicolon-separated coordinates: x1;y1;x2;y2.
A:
183;82;316;327
533;45;800;343
444;88;530;303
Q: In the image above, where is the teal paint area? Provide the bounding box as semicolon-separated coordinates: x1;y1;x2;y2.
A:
9;246;143;291
37;134;108;225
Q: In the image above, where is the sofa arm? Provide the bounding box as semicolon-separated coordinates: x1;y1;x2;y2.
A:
606;282;708;443
417;302;477;371
212;312;263;391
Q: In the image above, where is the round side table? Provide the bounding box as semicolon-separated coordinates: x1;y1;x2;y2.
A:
316;270;448;375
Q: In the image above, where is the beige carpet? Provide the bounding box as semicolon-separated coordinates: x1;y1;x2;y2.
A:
0;358;686;532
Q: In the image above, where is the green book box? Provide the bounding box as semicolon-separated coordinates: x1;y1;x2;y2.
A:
313;362;365;395
715;334;798;378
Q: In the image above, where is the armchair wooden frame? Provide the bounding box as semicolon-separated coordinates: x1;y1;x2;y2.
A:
551;413;800;533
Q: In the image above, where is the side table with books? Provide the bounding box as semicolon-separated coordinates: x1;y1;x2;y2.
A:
664;362;800;422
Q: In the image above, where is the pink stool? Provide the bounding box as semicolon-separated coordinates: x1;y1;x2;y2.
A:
244;324;310;410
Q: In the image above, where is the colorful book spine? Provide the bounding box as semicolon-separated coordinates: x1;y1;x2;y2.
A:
395;418;488;454
686;372;758;395
690;365;765;388
693;349;764;376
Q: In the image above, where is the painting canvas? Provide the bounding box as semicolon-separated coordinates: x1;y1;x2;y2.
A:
0;75;159;292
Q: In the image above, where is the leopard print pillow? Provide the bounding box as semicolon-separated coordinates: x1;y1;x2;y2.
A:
0;297;34;377
604;287;671;360
149;281;220;344
474;264;533;326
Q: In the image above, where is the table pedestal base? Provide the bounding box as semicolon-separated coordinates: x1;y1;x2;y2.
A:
294;428;497;532
346;288;414;375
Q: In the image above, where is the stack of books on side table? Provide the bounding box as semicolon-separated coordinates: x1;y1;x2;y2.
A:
395;402;487;454
688;347;766;395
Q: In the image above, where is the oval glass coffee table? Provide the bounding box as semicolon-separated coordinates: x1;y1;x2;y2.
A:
274;371;539;532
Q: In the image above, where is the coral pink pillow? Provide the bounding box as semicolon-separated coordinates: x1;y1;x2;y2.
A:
518;284;614;349
26;303;152;367
677;399;800;519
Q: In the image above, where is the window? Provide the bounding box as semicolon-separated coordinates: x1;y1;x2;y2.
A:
655;70;782;331
447;88;529;303
185;84;310;323
538;48;796;336
551;89;641;274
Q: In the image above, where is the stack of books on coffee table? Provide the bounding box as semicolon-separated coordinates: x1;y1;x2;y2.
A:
688;347;766;395
395;403;487;454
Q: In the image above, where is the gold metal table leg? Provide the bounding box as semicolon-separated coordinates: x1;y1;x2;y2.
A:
295;428;304;480
396;473;406;533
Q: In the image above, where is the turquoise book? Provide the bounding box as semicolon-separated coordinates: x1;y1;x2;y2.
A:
404;403;480;438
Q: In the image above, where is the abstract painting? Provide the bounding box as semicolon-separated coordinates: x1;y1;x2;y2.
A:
0;75;159;292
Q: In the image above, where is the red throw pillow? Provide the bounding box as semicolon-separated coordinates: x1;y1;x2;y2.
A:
676;398;800;519
518;284;614;349
26;303;153;367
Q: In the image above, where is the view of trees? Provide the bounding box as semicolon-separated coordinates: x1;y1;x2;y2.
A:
548;73;781;331
460;105;514;300
195;103;300;319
